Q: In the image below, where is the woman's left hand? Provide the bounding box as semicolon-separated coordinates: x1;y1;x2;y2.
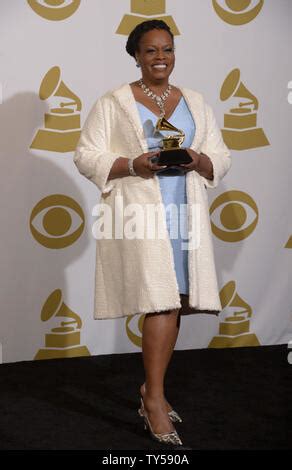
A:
179;149;201;172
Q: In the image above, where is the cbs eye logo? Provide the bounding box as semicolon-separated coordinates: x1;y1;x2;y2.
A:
212;0;264;25
210;190;259;242
125;314;145;348
30;194;85;248
27;0;80;21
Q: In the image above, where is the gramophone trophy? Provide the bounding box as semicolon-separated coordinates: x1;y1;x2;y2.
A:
151;116;192;167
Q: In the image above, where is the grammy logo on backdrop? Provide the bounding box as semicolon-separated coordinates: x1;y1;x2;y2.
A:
220;68;269;150
34;289;90;360
208;281;260;348
116;0;179;35
30;66;81;153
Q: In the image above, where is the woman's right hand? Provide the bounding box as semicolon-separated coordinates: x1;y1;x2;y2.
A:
133;151;167;178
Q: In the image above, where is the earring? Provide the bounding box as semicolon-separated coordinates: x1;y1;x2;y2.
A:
136;62;140;68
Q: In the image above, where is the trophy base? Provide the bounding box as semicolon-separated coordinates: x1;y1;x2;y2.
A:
151;148;192;166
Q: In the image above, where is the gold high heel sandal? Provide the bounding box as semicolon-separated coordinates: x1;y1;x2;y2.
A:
138;402;182;423
138;397;183;446
139;384;183;423
167;409;183;423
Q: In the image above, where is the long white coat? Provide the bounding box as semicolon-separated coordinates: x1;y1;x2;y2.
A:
74;83;231;319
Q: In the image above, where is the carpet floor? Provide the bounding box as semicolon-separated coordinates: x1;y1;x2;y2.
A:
0;345;290;450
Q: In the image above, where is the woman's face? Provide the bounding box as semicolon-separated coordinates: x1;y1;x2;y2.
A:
135;29;175;83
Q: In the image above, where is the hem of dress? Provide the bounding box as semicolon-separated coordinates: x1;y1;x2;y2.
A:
94;302;182;320
94;304;220;319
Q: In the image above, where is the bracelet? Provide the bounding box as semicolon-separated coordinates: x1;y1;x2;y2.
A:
128;158;137;176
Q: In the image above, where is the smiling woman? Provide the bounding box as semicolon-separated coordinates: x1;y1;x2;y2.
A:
131;29;175;82
126;22;178;121
73;19;231;448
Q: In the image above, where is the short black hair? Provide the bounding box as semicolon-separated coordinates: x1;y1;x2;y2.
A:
126;19;174;59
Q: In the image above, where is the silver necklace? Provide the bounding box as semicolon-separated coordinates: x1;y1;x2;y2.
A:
139;78;172;118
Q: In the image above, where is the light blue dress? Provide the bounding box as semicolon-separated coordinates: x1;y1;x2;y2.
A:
136;97;196;295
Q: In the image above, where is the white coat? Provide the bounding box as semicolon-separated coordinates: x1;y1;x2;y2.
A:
74;83;231;319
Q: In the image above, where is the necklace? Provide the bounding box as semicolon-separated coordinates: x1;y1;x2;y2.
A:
139;78;172;118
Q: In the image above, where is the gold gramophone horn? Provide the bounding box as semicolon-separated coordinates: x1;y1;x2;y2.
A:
39;66;81;112
155;116;185;138
155;116;185;149
41;289;82;329
220;68;258;111
220;280;252;317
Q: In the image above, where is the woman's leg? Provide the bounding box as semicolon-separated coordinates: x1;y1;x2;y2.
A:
140;307;182;411
141;308;181;434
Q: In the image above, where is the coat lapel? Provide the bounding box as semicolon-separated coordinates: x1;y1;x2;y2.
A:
112;83;206;153
112;83;148;152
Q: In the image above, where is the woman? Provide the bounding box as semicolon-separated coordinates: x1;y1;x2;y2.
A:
74;20;231;447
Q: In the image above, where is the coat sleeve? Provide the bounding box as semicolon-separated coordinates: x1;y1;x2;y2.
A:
199;103;231;189
73;97;121;194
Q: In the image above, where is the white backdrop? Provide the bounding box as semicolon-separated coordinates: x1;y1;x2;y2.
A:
0;0;291;364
